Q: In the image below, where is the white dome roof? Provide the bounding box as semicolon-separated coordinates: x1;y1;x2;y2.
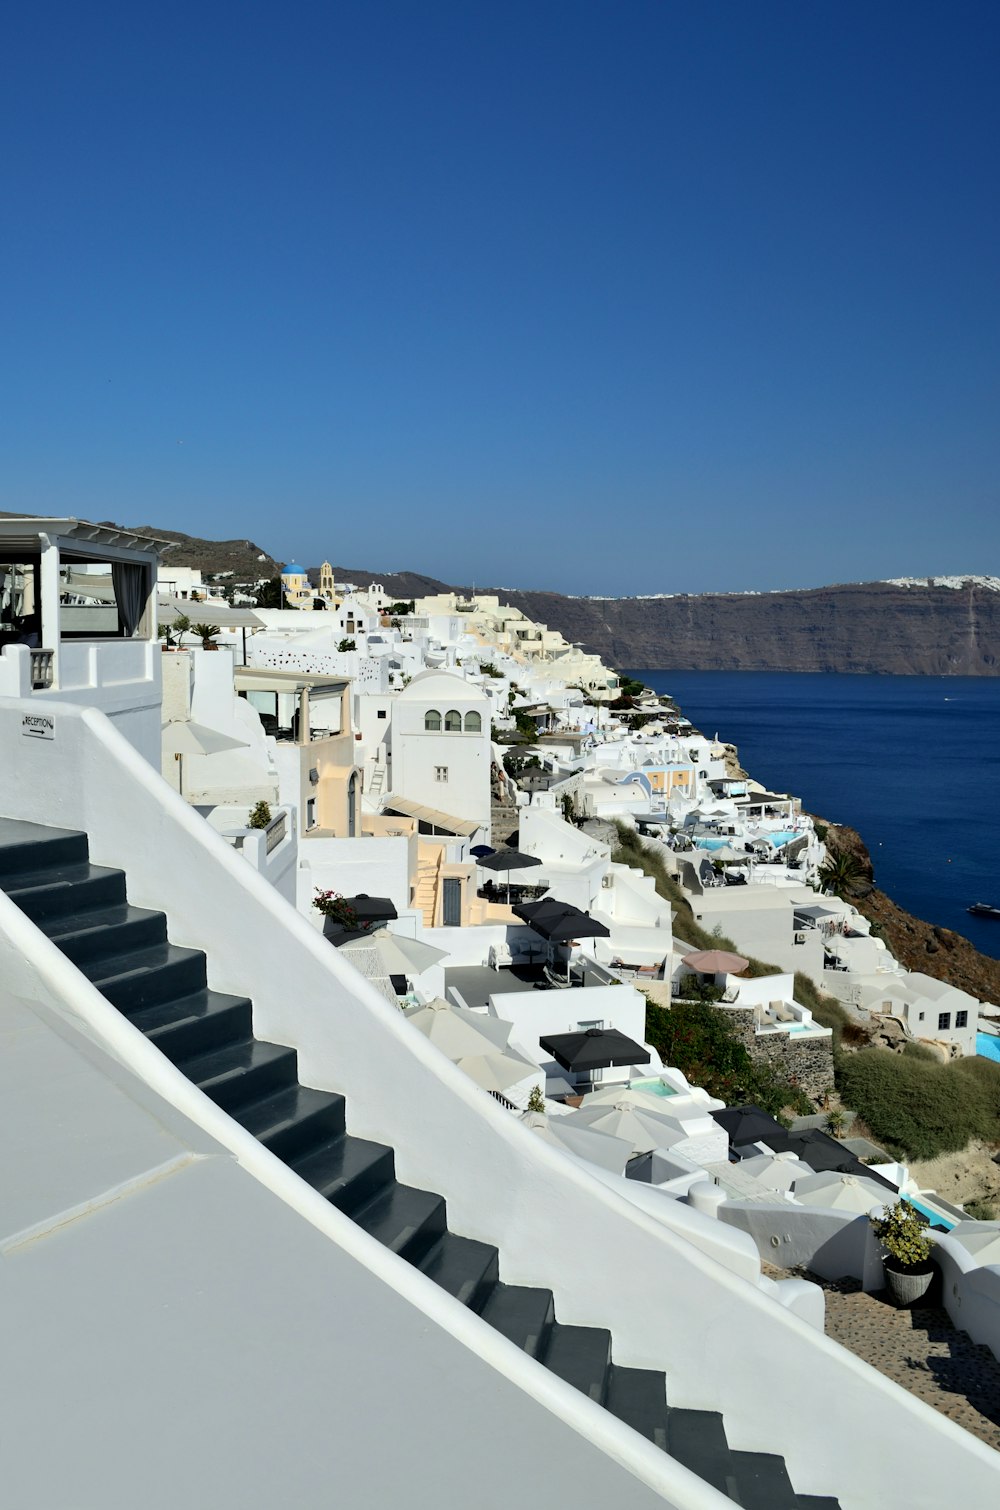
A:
395;668;488;703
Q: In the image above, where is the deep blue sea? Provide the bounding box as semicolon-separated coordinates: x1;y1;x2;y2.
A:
628;671;1000;961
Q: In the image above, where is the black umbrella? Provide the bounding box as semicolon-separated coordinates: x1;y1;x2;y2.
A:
470;844;496;858
711;1104;786;1150
347;894;398;925
511;897;610;944
540;1027;650;1074
478;848;543;901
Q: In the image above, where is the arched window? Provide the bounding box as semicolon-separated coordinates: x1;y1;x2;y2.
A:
425;709;441;731
444;709;462;732
464;711;482;733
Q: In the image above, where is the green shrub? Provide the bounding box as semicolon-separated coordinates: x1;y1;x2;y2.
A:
870;1201;931;1267
964;1199;998;1222
902;1042;938;1063
645;1001;811;1122
837;1048;999;1161
248;800;272;830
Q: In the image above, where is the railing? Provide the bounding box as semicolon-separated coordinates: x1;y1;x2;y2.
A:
30;649;54;689
265;810;288;854
486;1087;518;1112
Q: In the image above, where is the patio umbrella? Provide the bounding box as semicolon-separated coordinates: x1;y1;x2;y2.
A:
738;1152;812;1193
707;845;748;863
518;1111;634;1175
681;948;749;976
403;997;516;1056
346;894;398;926
513;897;611;981
540;1028;650;1075
450;1043;539;1094
562;1099;684;1158
470;844;496;858
791;1171;889;1215
343;929;446;981
712;1104;787;1150
944;1222;1000;1266
161;719;250;797
478;848;543;901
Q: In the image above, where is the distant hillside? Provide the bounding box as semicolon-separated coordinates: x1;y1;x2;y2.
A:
5;511;998;673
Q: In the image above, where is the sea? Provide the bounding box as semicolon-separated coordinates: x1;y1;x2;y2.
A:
627;671;1000;962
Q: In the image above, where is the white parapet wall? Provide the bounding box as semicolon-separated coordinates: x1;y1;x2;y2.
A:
1;694;999;1509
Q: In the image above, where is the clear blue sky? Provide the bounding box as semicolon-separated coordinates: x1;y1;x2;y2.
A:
2;1;997;594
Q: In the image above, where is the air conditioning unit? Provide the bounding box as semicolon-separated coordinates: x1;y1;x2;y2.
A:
601;874;614;889
794;931;807;944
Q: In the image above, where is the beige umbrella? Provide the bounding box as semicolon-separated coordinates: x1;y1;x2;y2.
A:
945;1221;1000;1266
739;1152;812;1193
451;1044;539;1094
519;1110;634;1175
791;1171;888;1214
403;997;515;1055
344;929;446;979
562;1098;684;1157
161;719;250;797
681;948;749;975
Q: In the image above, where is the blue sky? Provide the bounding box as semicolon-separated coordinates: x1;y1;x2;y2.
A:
1;2;997;594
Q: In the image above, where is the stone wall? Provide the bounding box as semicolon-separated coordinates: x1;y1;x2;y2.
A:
723;1007;835;1100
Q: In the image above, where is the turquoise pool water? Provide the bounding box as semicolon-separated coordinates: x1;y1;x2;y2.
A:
977;1032;1000;1063
904;1196;956;1231
768;830;799;848
630;1078;678;1098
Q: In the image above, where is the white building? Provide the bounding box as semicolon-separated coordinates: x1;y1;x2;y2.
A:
384;669;491;838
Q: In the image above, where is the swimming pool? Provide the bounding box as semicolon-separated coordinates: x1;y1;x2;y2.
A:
629;1077;678;1098
976;1031;1000;1064
767;831;800;848
904;1196;956;1231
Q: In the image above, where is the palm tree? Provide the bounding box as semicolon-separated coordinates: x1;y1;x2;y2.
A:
819;851;863;898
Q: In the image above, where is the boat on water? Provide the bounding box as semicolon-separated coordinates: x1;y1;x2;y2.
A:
968;902;1000;920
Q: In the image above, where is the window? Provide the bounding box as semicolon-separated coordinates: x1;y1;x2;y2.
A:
464;710;482;732
434;766;448;782
424;709;441;731
444;709;462;732
938;1012;951;1031
918;1011;925;1022
377;709;387;719
306;798;317;829
956;1010;968;1028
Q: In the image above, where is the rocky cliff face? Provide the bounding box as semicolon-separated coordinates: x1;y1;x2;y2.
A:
822;822;1000;1005
485;580;1000;675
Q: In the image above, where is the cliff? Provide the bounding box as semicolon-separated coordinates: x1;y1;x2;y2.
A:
821;822;1000;1005
480;579;1000;676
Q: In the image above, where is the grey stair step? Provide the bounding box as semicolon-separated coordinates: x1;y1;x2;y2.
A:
478;1283;554;1360
288;1133;395;1212
352;1182;447;1262
234;1085;347;1161
0;821;88;878
41;903;167;961
417;1232;499;1310
177;1037;299;1112
605;1365;668;1451
81;942;207;1009
731;1451;798;1510
130;991;254;1062
543;1322;611;1404
667;1409;738;1499
5;861;126;920
795;1499;841;1509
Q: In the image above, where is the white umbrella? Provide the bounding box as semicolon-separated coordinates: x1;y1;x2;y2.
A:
562;1099;684;1157
161;719;250;796
403;997;515;1056
345;928;446;979
739;1152;812;1193
791;1171;888;1214
451;1044;539;1094
519;1110;634;1175
945;1221;1000;1266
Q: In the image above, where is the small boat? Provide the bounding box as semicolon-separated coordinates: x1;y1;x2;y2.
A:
968;903;1000;920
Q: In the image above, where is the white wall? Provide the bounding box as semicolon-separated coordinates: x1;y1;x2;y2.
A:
1;694;998;1508
296;834;414;919
719;1202;886;1291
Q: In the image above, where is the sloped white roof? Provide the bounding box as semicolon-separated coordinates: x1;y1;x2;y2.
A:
395;667;488;704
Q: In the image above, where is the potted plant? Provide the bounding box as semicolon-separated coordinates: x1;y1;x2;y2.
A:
247;800;272;830
192;622;221;650
869;1200;935;1306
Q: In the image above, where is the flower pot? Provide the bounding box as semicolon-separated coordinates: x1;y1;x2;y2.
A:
883;1258;935;1307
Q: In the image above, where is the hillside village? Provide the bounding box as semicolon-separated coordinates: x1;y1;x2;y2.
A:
2;520;1000;1506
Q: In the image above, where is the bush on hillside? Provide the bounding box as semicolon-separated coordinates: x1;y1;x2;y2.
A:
645;1001;811;1123
836;1048;999;1161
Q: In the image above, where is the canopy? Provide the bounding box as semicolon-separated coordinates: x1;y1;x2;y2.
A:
478;851;543;874
539;1028;650;1074
159;595;264;629
380;795;479;837
681;948;749;975
512;898;611;944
